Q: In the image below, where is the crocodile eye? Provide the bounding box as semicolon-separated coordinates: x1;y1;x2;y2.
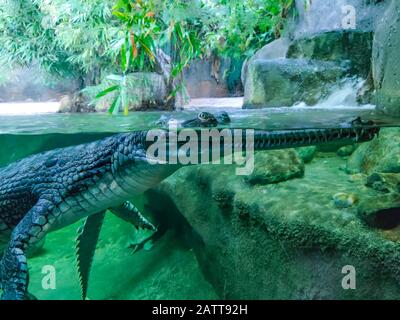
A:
198;112;208;120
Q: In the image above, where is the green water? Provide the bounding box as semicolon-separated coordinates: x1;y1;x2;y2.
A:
1;108;400;300
0;107;393;135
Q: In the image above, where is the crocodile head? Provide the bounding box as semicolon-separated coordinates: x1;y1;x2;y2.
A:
181;112;219;128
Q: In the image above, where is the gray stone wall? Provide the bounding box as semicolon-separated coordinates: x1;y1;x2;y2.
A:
372;0;400;116
0;66;79;103
243;0;400;114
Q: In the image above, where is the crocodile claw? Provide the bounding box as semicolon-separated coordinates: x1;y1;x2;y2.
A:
127;232;155;255
128;243;141;255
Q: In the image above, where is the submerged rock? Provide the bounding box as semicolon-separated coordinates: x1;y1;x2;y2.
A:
347;128;400;174
150;156;400;299
366;172;400;194
333;192;358;209
337;144;358;157
358;194;400;230
245;150;304;185
296;146;317;163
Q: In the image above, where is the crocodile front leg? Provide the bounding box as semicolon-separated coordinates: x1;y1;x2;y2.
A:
109;201;156;232
1;198;53;300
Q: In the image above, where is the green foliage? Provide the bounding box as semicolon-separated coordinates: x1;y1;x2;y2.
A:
96;0;204;114
37;0;119;78
0;0;118;83
201;0;294;59
0;0;72;77
0;0;294;113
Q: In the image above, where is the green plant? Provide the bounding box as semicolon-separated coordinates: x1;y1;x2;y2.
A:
0;0;294;113
94;0;203;114
201;0;294;59
0;0;72;77
0;0;119;86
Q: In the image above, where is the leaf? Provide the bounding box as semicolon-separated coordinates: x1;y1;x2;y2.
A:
108;96;121;114
175;23;184;41
95;85;120;99
113;0;130;11
121;43;127;72
106;74;124;82
138;38;155;61
113;10;129;22
167;83;183;101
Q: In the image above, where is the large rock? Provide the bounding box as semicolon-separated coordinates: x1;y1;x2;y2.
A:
85;72;169;112
241;38;291;87
58;92;94;113
242;0;390;109
184;57;243;98
0;65;79;103
372;0;400;116
149;155;400;299
287;31;373;77
243;58;349;108
346;128;400;174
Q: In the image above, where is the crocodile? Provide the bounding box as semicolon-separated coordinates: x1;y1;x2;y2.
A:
0;119;379;299
156;111;231;128
76;111;233;300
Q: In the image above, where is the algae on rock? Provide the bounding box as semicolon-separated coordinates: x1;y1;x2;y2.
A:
245;150;304;186
347;128;400;174
148;151;400;299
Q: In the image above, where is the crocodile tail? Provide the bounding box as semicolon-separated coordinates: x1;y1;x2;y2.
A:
75;211;106;300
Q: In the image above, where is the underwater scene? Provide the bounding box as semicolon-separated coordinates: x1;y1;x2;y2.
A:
1;0;400;303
